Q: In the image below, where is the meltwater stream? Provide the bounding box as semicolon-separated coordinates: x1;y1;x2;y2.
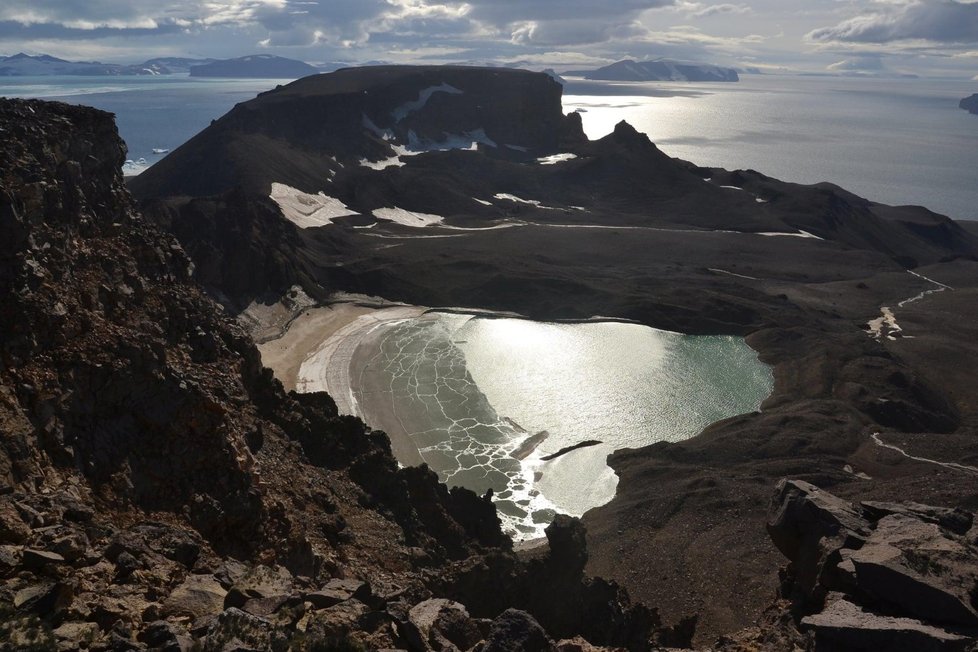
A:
352;312;772;539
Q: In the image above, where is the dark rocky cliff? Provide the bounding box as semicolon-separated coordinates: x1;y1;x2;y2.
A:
0;98;669;649
131;66;581;200
961;94;978;115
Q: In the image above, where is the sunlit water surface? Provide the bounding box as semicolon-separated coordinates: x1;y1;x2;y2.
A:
354;312;772;538
3;74;974;219
564;74;978;221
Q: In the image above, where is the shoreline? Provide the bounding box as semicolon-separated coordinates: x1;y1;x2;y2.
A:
257;301;430;467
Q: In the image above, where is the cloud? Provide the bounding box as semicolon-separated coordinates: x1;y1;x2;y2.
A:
689;4;751;19
807;0;978;45
827;53;886;71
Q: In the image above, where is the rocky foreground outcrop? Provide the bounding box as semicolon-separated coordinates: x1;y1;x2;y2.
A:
0;98;678;649
766;479;978;650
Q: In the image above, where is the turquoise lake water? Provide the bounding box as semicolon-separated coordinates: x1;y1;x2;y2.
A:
353;313;773;538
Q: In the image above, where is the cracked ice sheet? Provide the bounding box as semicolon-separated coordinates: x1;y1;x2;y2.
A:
270;182;358;228
296;306;426;419
351;313;559;539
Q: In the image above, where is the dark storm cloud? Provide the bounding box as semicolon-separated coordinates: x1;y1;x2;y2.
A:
808;0;978;45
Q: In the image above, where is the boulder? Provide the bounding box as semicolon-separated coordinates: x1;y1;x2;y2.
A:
162;574;228;619
480;609;556;652
767;479;870;601
14;580;74;616
22;548;66;569
862;501;973;536
848;514;978;627
138;620;194;651
304;577;372;609
53;621;101;649
203;608;274;651
403;598;482;651
241;594;293;618
801;598;973;652
224;565;294;607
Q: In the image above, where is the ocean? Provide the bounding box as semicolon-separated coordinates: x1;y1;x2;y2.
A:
1;72;975;219
564;74;978;221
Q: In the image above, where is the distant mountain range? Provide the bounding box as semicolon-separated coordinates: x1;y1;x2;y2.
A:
566;59;740;82
188;54;319;78
0;53;186;76
0;52;347;78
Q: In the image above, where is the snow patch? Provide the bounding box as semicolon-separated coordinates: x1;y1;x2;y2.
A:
359;129;496;170
867;307;901;340
392;83;463;122
360;144;410;170
373;207;444;228
270;183;359;228
709;268;759;281
537;153;578;165
757;230;823;240
122;158;150;176
473;198;493;206
493;194;565;211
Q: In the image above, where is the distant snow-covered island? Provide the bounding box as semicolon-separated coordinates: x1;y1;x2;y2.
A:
566;58;739;82
961;94;978;115
0;52;317;78
189;55;319;78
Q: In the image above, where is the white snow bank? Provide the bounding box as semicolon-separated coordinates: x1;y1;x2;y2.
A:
867;307;901;340
392;83;463;122
537;153;578;165
493;193;563;210
359;128;497;170
270;183;359;229
373;207;444;227
757;230;823;240
494;193;540;206
122;158;151;177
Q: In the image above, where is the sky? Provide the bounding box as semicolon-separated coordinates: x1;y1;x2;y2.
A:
1;0;977;78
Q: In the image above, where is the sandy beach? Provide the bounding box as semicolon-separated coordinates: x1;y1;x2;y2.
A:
257;302;429;466
257;303;376;392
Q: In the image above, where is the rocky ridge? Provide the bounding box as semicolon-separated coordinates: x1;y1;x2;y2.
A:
0;98;676;650
764;479;978;651
961;94;978;115
565;59;740;82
